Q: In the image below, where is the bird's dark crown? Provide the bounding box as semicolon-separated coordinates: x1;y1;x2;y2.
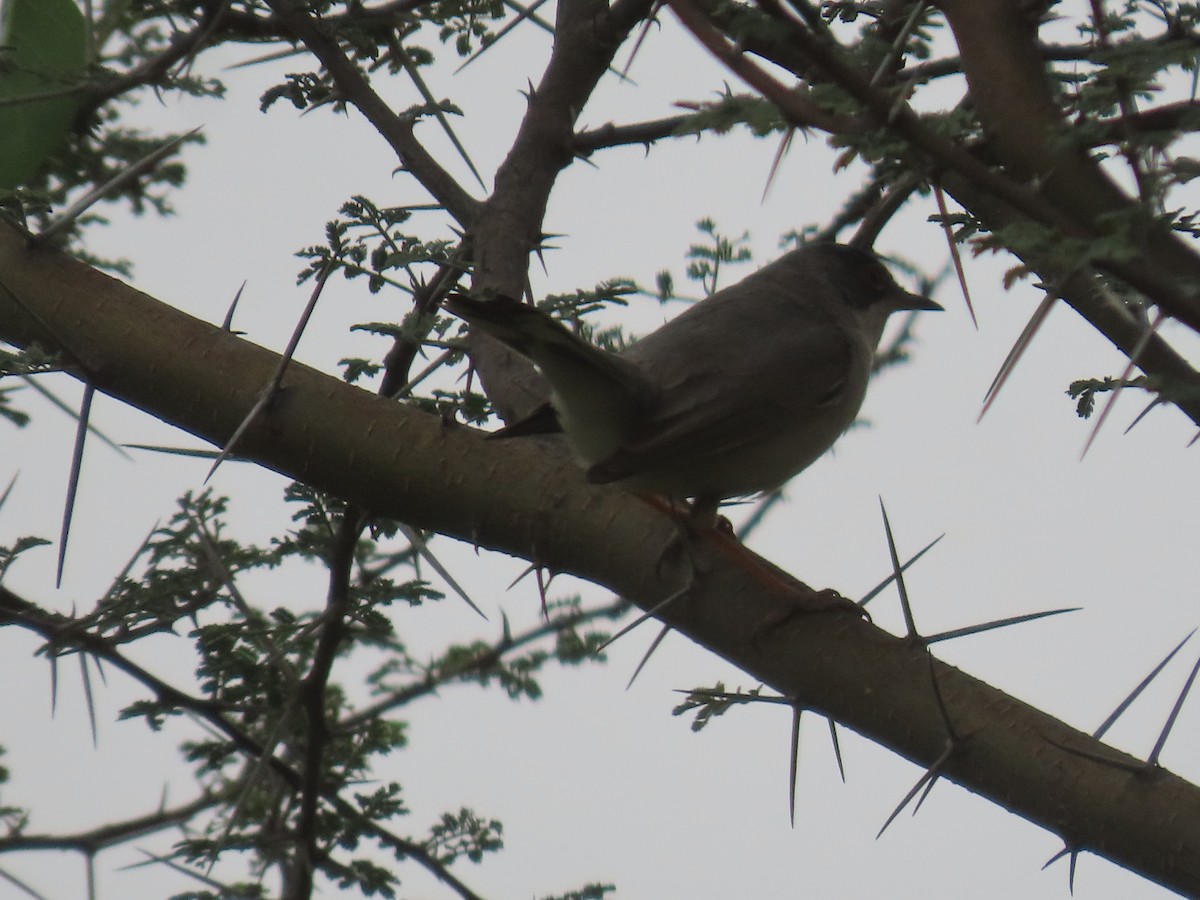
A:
810;243;903;311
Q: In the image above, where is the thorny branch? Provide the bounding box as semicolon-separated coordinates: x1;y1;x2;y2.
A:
265;0;481;225
666;0;1200;427
6;1;1200;898
0;580;618;896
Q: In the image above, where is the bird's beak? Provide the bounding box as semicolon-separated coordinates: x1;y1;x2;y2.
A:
895;290;942;312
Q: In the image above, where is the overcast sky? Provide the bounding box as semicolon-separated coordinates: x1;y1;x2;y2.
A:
3;4;1199;898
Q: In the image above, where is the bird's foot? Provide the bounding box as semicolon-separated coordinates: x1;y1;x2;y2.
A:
752;585;868;649
634;494;717;581
637;493;865;617
665;507;868;639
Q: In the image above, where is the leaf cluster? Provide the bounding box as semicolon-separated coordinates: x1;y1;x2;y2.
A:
0;473;620;896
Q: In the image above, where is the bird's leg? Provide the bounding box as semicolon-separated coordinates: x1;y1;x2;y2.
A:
634;493;712;581
635;493;864;629
641;493;865;632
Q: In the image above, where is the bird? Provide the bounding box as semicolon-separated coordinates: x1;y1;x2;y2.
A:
445;242;941;518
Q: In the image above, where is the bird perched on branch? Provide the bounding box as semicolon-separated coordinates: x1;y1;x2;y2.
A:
445;242;940;518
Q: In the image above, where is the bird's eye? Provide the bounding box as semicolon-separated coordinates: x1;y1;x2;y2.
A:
865;262;890;292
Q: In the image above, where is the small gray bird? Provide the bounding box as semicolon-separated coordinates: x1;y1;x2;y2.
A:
446;243;940;514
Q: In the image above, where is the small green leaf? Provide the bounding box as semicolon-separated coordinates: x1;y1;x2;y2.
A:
0;0;87;191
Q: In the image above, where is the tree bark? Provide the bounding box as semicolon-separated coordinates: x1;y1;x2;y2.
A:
3;222;1199;895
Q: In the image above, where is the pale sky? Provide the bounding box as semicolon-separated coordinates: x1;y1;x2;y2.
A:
2;5;1198;898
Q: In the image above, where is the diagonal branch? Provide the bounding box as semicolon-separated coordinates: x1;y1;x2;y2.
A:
940;168;1200;431
0;794;218;855
264;0;481;226
3;225;1200;895
937;0;1200;331
687;0;1200;334
467;0;657;418
673;0;1200;429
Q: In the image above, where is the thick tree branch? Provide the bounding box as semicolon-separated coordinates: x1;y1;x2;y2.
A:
934;176;1200;430
680;0;1094;242
680;0;1200;336
474;0;657;288
467;0;656;420
894;34;1200;85
937;0;1200;331
667;0;853;132
3;227;1200;896
673;0;1200;429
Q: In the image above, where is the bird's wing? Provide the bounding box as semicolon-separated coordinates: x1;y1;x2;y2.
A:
587;319;855;483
